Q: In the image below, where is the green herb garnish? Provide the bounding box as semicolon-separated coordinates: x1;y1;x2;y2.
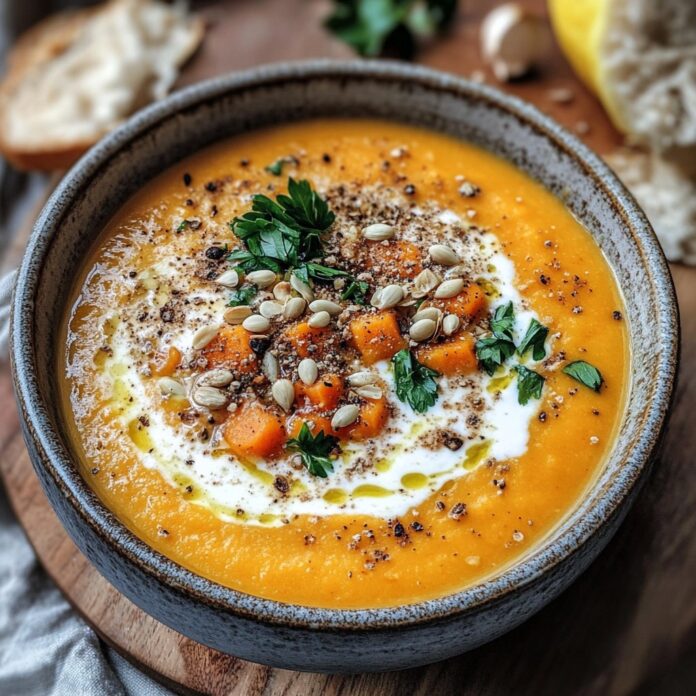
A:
340;278;370;305
490;301;515;342
287;422;339;478
275;178;335;231
325;0;457;59
475;302;516;375
514;365;545;405
563;360;603;392
229;178;335;273
392;349;439;413
517;318;548;361
293;262;349;285
265;156;297;176
227;285;257;307
475;336;516;376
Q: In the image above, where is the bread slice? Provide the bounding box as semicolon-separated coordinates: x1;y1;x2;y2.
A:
0;0;204;171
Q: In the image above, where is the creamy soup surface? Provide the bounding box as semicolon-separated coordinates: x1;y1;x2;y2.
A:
61;120;628;608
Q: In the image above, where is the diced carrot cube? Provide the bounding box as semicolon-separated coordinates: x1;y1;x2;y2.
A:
350;311;407;365
286;412;338;439
284;322;332;359
223;403;286;458
366;240;423;279
203;325;257;373
294;374;344;410
417;334;477;375
349;395;389;440
435;283;486;323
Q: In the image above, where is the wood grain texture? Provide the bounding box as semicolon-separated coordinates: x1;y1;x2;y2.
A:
0;0;693;694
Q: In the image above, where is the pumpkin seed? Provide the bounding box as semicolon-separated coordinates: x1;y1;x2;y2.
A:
370;288;383;308
246;269;277;288
192;386;229;409
262;352;279;382
443;314;461;336
192;324;220;350
290;273;314;302
331;404;360;430
273;281;292;301
429;244;460;266
198;368;234;387
215;269;239;288
355;385;383;400
259;300;284;318
347;371;377;387
283;296;307;320
308;311;330;328
298;358;319;385
377;284;404;309
242;314;270;333
158;377;186;397
413;306;442;323
309;299;342;316
434;278;465;299
409;318;437;342
363;223;395;241
223;305;252;325
413;268;441;297
272;379;294;412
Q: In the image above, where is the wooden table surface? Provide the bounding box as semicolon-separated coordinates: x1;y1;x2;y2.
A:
0;1;694;694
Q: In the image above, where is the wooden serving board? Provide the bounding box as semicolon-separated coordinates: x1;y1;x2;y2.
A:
1;1;694;694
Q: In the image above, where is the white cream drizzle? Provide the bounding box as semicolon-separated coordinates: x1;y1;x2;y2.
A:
101;209;545;525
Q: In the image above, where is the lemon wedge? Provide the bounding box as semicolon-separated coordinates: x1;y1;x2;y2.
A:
549;0;696;148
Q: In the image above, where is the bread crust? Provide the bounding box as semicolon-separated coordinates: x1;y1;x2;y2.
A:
0;1;204;171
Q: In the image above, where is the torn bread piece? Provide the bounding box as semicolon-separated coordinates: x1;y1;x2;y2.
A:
607;145;696;264
0;0;204;171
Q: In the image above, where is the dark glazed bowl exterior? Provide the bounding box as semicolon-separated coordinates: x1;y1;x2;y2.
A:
10;61;679;673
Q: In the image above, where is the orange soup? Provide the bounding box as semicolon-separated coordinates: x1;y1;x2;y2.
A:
60;120;628;608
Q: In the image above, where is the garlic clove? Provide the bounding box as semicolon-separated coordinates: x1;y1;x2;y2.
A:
480;3;549;82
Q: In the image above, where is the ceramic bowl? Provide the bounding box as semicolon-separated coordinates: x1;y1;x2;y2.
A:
10;61;679;673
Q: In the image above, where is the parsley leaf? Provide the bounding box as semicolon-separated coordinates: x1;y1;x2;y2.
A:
563;360;603;392
287;422;339;478
490;301;515;342
325;0;456;59
341;278;370;305
276;177;335;231
392;349;439;413
265;156;297;176
229;178;334;273
475;336;516;376
227;285;257;307
517;318;548;361
293;263;352;286
514;365;545;405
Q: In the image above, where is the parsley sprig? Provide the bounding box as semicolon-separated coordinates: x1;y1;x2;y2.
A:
392;349;439;413
340;278;370;305
475;302;516;376
287;422;339;478
325;0;457;59
475;302;547;404
229;178;333;273
228;177;367;292
227;285;257;307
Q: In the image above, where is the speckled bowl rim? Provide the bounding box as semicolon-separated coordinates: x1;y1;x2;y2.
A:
11;60;679;631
